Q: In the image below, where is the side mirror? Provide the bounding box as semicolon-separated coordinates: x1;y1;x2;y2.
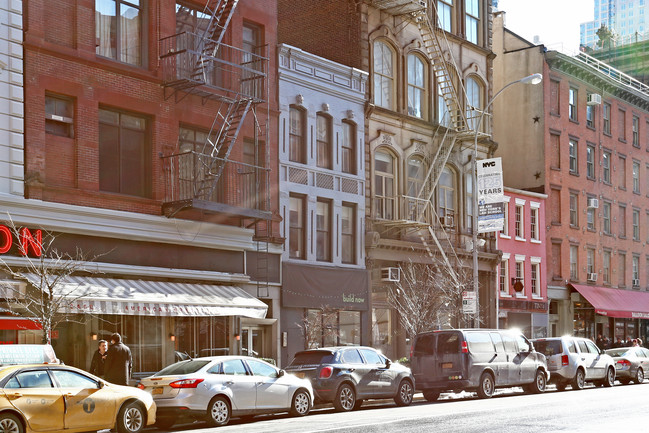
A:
278;369;285;378
385;359;391;369
98;381;105;389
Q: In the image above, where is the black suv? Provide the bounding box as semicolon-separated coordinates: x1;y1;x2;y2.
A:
285;346;415;411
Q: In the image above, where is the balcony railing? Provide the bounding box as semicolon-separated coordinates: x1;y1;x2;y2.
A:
161;151;271;219
159;31;268;102
370;0;427;15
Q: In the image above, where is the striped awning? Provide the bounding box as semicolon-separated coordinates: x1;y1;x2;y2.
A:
21;274;267;319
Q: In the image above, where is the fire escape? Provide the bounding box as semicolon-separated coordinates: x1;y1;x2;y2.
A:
159;0;272;296
369;0;488;283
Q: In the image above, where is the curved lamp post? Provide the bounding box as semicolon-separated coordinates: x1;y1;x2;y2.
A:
472;73;543;327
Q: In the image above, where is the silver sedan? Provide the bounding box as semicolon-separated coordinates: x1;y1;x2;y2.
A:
138;356;313;429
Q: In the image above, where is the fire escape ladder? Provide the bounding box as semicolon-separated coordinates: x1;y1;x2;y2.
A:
200;0;239;55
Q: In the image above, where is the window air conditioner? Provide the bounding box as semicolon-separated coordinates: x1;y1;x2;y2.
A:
587;93;602;105
633;279;640;286
587;273;598;282
381;267;401;282
587;198;599;209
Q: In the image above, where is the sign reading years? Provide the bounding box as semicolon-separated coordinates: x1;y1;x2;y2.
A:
476;157;505;233
0;225;43;257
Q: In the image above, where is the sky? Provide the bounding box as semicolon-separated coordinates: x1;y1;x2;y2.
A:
496;0;594;54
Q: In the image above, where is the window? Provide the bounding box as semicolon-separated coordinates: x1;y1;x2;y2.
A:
603;201;611;235
501;199;509;236
531;262;540;296
633;208;640;241
438;0;453;32
515;260;524;294
603;103;611;134
242;22;263;99
98;108;150;197
618;109;626;141
289;107;306;163
407;156;426;220
360;348;383;365
550;133;560;169
45;95;74;138
247;360;278;378
602;150;611;183
569;192;579;227
587;248;595;275
316;114;332;169
569;139;578;173
551;242;562;279
407;54;426;118
587;199;596;231
341;204;355;265
515;204;524;238
570;245;578;280
316;200;331;262
339;311;361;346
550;80;560;115
465;0;480;44
289;195;305;259
633;160;640;193
95;0;142;66
341;121;356;175
499;258;509;294
586;104;595;128
586;144;595;179
569;88;578;121
619;252;627;286
619;205;627;238
619;156;626;189
51;370;98;388
633;255;640;284
633;115;640;146
374;150;396;219
603;250;611;284
438;166;456;226
530;206;539;241
373;41;395;109
466;76;482;130
222;359;248;375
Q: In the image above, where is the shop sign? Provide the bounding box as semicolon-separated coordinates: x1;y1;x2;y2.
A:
0;224;43;257
462;291;477;314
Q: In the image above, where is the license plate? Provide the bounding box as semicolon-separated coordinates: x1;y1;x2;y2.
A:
442;363;453;369
296;372;305;379
152;387;163;395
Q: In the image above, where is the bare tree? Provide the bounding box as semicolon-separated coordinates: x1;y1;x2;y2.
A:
297;307;340;349
0;216;105;344
387;259;471;340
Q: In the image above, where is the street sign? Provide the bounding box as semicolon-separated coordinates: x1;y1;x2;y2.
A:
462;291;477;314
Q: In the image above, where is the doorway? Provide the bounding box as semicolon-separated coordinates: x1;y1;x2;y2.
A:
241;326;264;358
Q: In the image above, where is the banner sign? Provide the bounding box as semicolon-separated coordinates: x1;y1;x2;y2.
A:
462;291;477;314
477;157;505;233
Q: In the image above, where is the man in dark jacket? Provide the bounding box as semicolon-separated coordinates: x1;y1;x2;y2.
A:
104;333;132;385
89;339;107;378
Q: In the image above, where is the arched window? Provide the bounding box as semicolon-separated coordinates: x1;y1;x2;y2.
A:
341;121;356;175
407;54;427;118
438;166;456;227
466;76;483;131
374;149;396;220
289;106;306;163
373;41;395;110
316;113;332;169
407;155;427;221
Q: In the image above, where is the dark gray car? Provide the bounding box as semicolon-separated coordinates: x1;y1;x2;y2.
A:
285;346;414;411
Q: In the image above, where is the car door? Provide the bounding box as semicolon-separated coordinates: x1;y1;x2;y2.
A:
513;334;536;384
339;349;370;397
2;368;65;431
246;359;288;410
585;340;607;379
221;359;258;410
501;332;520;385
489;332;508;385
50;368;117;431
358;348;394;398
576;339;597;379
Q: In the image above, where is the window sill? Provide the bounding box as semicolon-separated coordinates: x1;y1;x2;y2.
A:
569;118;579;125
531;295;544;300
500;234;511;239
550;166;561;171
515;237;527;242
530;239;541;244
569;171;580;177
499;293;512;298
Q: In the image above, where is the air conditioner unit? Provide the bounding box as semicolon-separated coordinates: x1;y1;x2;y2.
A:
381;267;401;282
587;198;599;209
633;279;640;286
587;273;598;282
443;215;455;227
587;93;602;105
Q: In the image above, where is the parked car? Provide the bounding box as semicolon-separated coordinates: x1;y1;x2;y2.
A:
604;346;649;384
531;336;616;390
138;356;312;429
0;364;155;433
285;346;414;411
411;329;549;400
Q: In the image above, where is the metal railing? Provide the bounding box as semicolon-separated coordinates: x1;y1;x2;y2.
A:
574;51;649;98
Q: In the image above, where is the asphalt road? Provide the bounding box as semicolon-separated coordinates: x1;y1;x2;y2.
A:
151;382;648;433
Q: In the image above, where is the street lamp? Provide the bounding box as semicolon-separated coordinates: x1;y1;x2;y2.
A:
471;73;542;327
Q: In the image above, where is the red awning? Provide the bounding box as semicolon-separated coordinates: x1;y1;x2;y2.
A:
571;284;649;319
0;318;42;330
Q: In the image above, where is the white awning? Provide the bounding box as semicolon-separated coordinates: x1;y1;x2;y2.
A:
21;274;267;319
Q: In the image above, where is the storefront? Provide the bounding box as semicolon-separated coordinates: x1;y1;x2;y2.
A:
280;262;370;366
498;298;549;339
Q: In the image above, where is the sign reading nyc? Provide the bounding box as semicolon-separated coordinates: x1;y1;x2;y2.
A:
477;157;505;233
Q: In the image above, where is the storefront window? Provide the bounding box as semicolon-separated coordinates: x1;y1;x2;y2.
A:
339;311;361;346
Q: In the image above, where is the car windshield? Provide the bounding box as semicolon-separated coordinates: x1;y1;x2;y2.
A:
289;351;335;366
156;360;211;376
605;348;632;357
533;340;562;356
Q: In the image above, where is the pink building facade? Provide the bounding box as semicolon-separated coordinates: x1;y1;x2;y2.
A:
497;187;549;338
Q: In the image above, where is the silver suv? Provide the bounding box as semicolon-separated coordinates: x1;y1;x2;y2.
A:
531;336;616;390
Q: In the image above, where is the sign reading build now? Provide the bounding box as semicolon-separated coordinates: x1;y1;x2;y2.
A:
477;157;505;233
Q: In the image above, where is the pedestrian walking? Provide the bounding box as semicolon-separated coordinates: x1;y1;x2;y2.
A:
89;339;108;378
104;333;132;386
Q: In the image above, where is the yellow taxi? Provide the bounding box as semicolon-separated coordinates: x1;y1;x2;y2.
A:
0;364;156;433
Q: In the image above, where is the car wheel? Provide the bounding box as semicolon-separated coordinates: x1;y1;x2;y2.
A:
0;413;23;433
633;368;644;384
476;372;494;399
527;369;547;394
603;367;615;387
154;416;176;430
207;396;231;427
423;390;440;402
290;389;311;417
116;401;145;433
571;369;585;390
394;379;414;406
333;383;356;412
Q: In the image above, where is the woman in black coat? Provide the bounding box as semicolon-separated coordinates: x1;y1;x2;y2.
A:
104;333;132;386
